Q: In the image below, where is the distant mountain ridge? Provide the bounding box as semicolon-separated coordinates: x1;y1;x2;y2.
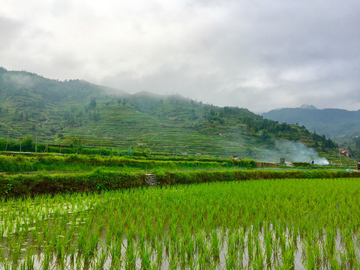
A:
262;105;360;139
270;104;317;112
299;104;317;110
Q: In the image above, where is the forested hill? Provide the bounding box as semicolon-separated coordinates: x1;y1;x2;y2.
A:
262;106;360;139
0;67;127;104
0;67;338;158
262;105;360;158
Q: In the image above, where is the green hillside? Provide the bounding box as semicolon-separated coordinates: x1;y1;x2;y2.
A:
0;68;338;159
262;106;360;157
262;106;360;138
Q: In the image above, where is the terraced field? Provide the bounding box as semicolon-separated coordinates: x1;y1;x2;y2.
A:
0;69;339;158
1;178;360;269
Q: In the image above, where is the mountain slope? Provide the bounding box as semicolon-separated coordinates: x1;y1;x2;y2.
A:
262;106;360;139
262;105;360;158
0;68;338;158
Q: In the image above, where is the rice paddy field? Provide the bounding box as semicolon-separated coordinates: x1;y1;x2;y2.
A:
1;178;360;269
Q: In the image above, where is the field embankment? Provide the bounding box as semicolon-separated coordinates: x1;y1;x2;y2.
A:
0;154;257;173
1;168;360;198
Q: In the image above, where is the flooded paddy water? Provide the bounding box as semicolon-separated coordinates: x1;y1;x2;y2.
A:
1;178;360;269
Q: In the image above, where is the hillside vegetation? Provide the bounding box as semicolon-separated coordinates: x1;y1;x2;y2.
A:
0;67;338;159
262;106;360;157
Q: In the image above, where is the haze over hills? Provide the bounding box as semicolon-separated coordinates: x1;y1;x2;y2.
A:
262;105;360;157
262;105;360;138
0;68;338;159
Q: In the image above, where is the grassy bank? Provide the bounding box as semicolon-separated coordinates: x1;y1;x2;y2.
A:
0;154;256;173
1;168;359;198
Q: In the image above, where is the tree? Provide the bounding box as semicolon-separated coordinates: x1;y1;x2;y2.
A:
22;135;33;151
0;138;7;151
261;130;270;143
72;137;83;154
89;98;97;110
354;136;360;147
122;98;127;106
189;109;197;120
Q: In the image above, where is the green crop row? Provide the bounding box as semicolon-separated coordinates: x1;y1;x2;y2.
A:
0;154;256;173
0;137;138;156
1;169;359;198
1;177;360;268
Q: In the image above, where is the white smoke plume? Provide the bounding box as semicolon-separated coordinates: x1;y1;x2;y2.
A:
313;157;330;165
261;140;329;165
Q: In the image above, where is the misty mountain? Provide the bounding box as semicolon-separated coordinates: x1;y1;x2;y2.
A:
0;68;338;157
299;104;318;110
262;105;360;139
0;67;127;105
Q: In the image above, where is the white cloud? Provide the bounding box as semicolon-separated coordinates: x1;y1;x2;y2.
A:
0;0;359;113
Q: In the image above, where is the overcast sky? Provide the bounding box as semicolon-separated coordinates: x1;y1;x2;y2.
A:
1;0;359;113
